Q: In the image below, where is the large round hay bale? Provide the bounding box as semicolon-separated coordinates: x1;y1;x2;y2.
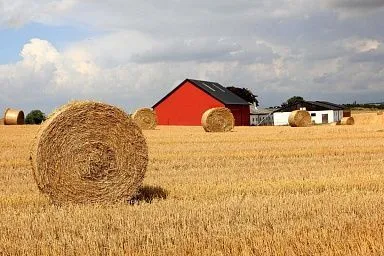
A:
288;110;311;127
30;101;148;204
131;108;157;130
340;116;355;125
4;108;24;125
201;107;234;132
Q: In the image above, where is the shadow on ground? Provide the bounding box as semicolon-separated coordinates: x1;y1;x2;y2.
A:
129;185;168;205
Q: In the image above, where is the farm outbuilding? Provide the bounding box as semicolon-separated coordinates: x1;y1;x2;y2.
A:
273;101;346;126
153;79;250;126
250;105;274;126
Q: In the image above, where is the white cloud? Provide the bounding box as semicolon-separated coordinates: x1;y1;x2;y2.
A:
1;0;384;113
344;38;381;53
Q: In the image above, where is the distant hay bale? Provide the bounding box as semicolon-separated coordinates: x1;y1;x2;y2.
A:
340;117;355;125
4;108;24;125
131;108;157;130
201;107;234;132
377;111;383;115
288;110;311;127
30;101;148;204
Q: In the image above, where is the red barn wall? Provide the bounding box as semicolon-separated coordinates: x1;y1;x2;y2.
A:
226;104;250;126
154;81;224;125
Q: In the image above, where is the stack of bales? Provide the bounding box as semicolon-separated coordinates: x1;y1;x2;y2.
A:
131;108;157;130
30;101;148;204
201;107;234;132
288;110;312;127
3;108;24;125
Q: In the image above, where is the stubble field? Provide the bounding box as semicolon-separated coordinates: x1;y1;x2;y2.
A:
1;113;384;255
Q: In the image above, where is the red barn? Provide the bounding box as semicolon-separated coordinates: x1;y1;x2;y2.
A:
153;79;250;126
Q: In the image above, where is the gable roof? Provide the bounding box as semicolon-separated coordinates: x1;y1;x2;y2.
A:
310;101;344;110
153;79;250;108
275;100;344;112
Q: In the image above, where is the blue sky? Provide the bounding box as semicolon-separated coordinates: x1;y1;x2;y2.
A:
0;0;384;115
0;23;95;64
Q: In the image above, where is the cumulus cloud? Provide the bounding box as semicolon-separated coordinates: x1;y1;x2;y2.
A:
1;0;384;113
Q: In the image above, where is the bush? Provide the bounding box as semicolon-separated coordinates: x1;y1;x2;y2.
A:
25;110;46;124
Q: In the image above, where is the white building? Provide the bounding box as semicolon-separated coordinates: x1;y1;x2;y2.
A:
250;105;274;126
273;101;345;126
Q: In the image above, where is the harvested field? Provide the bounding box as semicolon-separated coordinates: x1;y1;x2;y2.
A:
1;118;384;255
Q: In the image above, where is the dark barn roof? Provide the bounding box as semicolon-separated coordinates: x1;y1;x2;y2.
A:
276;100;344;112
153;79;250;108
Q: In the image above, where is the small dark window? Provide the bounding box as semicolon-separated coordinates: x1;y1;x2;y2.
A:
311;113;316;117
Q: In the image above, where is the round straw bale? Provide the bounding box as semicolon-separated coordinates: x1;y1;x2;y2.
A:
377;111;383;115
288;110;311;127
30;101;148;204
201;107;234;132
4;108;24;125
131;108;157;130
340;116;355;125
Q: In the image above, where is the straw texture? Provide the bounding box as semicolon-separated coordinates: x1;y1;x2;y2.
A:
132;108;157;130
4;108;24;125
30;101;148;204
201;107;235;132
288;110;311;127
340;117;355;125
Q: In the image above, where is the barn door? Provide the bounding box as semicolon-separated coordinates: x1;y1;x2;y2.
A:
322;114;328;124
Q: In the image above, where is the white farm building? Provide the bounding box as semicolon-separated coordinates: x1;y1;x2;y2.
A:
250;105;274;126
273;101;348;126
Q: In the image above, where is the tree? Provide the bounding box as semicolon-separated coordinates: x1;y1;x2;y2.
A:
282;96;304;107
226;86;259;106
25;110;46;124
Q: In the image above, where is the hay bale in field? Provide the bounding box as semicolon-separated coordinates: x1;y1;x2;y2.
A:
131;108;157;130
377;111;383;115
201;107;234;132
340;117;355;125
30;101;148;204
3;108;24;125
288;110;311;127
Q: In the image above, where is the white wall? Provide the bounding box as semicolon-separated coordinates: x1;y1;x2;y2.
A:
333;110;343;122
274;112;291;126
309;110;334;124
250;114;274;126
274;110;338;126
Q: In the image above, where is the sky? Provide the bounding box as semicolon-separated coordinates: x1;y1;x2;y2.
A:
1;0;384;114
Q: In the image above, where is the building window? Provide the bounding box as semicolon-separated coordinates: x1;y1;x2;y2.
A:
311;113;316;117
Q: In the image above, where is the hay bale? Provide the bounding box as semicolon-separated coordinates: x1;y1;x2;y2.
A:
131;108;157;130
30;101;148;204
340;117;355;125
201;107;234;132
377;111;383;115
288;110;311;127
4;108;24;125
